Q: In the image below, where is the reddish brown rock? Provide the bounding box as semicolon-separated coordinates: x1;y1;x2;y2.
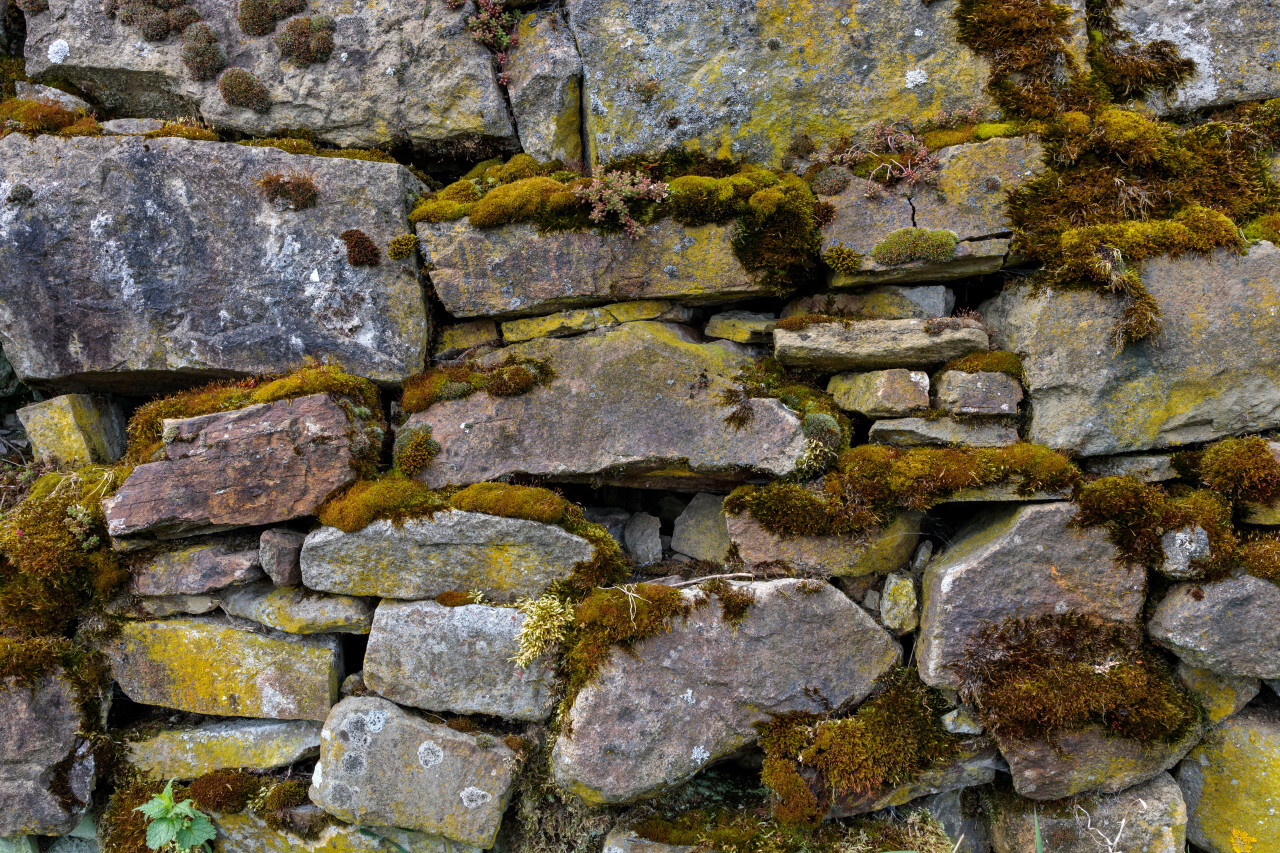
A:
725;511;921;577
131;535;263;596
259;529;306;587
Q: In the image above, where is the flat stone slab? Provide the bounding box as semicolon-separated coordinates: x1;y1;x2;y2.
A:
364;600;557;721
1148;574;1280;680
934;370;1023;416
725;511;920;577
0;135;426;391
774;319;989;372
220;583;375;634
869;416;1018;448
783;287;955;321
215;802;483;853
301;513;594;602
131;535;263;596
828;369;930;418
125;718;322;780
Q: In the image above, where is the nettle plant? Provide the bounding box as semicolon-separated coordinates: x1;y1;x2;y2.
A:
135;780;217;853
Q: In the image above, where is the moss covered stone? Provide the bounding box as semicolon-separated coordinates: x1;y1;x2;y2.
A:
125;718;322;781
1178;707;1280;853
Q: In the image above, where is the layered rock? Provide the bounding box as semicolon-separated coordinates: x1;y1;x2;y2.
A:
725;511;920;577
125;718;322;780
1177;707;1280;853
131;535;264;596
868;416;1018;448
0;135;426;390
1148;574;1280;679
774;319;989;372
220;583;375;634
17;394;126;465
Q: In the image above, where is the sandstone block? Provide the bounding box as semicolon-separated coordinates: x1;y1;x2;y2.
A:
125;718;322;780
828;369;930;418
220;583;375;635
17;394;126;465
774;319;989;372
880;572;919;635
214;811;480;853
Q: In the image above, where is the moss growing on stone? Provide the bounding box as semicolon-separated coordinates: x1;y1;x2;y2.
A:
0;637;108;725
940;350;1024;379
218;68;270;113
317;474;450;532
869;228;958;266
387;233;419;259
189;769;261;813
823;245;863;274
400;354;555;413
180;22;226;81
112;0;201;41
1198;436;1280;506
449;482;570;525
144;118;219;141
274;15;334;64
1085;0;1196;102
0;99;99;138
237;0;304;36
392;422;440;477
101;775;171;853
717;358;851;461
339;228;380;266
1243;213;1280;244
255;779;310;830
256;168;318;210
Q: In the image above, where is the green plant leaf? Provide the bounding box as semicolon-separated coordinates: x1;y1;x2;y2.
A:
133;798;170;820
1034;808;1043;853
175;814;217;851
146;817;179;851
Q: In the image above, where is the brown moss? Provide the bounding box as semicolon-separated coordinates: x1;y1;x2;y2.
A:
274;15;334;64
941;350;1023;380
100;775;170;853
0;638;108;724
317;475;450;533
256;168;318;210
237;0;303;36
180;22;226;81
1239;536;1280;586
217;68;270;113
435;590;477;607
0;99;98;138
699;577;754;627
449;482;569;525
400;355;554;414
256;779;311;832
1086;0;1195;101
339;229;380;266
189;769;260;813
1198;436;1280;506
144;118;219;141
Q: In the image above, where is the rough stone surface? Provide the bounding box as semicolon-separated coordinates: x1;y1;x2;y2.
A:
409;323;807;489
934;371;1023;416
363;600;557;722
775;319;989;371
989;771;1187;853
130;594;220;618
24;0;513;149
14;81;89;111
703;311;776;345
17;394;126;465
1158;526;1212;580
782;287;955;321
0;135;427;391
915;789;990;853
622;512;661;566
435;321;501;359
108;616;341;720
220;583;375;635
879;572;919;635
105;394;365;541
1081;453;1178;482
259;529;306;587
131;535;263;596
125;718;322;780
100;118;164;135
551;579;901;803
828;369;930;418
869;417;1018;448
918;502;1141;688
311;696;517;848
1177;707;1280;853
1148;574;1280;679
214;811;480;853
506;11;582;163
1176;662;1258;726
670;493;731;564
418;220;769;320
725;511;920;578
826;742;1000;818
984;245;1280;455
600;831;693;853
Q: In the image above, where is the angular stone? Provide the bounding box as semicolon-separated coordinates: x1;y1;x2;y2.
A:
989;772;1187;853
214;810;480;853
419;220;769;320
551;579;901;803
408;323;807;489
220;583;375;635
17;394;126;465
507;11;583;164
500;302;676;344
300;512;595;602
835;239;1011;287
774;319;989;372
783;287;956;321
703;311;776;345
24;0;513;149
828;369;930;418
880;572;919;635
918;503;1141;689
826;742;1000;818
131;594;220;618
259;529;305;587
435;320;501;360
131;535;263;596
670;493;731;564
0;135;426;391
13;81;89;111
1148;574;1280;679
1176;662;1258;726
100;118;164;135
869;417;1018;448
942;706;983;736
1177;707;1280;853
1081;453;1178;482
624;512;662;566
125;718;322;780
914;789;990;853
363;600;557;722
0;839;38;853
725;511;920;578
1159;526;1212;580
108;616;340;720
583;507;631;547
984;245;1280;455
311;696;516;848
105;394;365;541
934;371;1022;416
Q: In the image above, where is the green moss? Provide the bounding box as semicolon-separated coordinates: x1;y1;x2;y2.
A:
236;0;303;35
392;422;440;477
941;350;1024;380
0;58;29;100
698;577;755;627
255;779;311;833
0;98;99;138
823;245;863;274
1244;213;1280;244
449;482;570;525
144;119;219;141
1198;436;1280;506
468;176;566;228
217;68;270;113
1239;535;1280;585
869;228;957;266
181;23;226;81
387;233;419;259
1086;0;1195;102
317;474;450;533
400;354;554;414
274;15;334;65
189;769;261;814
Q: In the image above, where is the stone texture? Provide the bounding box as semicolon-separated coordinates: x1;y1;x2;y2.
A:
418;220;769;320
828;369;930;418
670;493;731;564
0;135;426;391
782;287;955;321
220;583;375;635
551;579;901;803
214;811;480;853
1081;453;1178;482
934;371;1023;416
100;118;164;135
311;696;517;848
301;512;594;602
915;789;990;853
17;394;126;465
131;535;263;596
0;668;99;836
130;594;221;618
105;394;365;541
409;323;807;489
435;321;501;360
259;529;305;587
108;616;341;720
24;0;513;149
125;718;322;780
363;600;557;722
984;245;1280;455
13;81;89;111
1148;574;1280;679
869;417;1018;448
500;301;678;343
826;744;1000;817
726;511;920;578
506;11;583;163
918;503;1141;689
703;311;776;345
989;772;1187;853
1158;526;1212;580
879;572;919;635
1176;662;1258;726
1177;707;1280;853
624;513;662;566
774;319;989;372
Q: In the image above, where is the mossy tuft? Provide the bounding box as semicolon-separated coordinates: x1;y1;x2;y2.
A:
387;233;419;259
217;68;270;113
274;15;334;64
339;229;380;266
401;354;554;414
189;769;261;813
449;482;569;525
317;474;450;532
940;350;1023;380
256;168;318;210
236;0;304;36
869;228;957;266
392;422;441;477
181;23;227;81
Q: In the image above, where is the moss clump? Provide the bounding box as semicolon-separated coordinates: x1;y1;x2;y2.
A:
237;0;304;36
869;228;957;266
1239;536;1280;585
773;314;848;333
189;769;261;813
1086;0;1196;102
218;68;270;113
387;233;419;259
339;229;380;266
401;354;554;414
699;577;755;627
1244;213;1280;244
112;0;201;41
100;775;170;853
392;423;440;477
0;99;98;138
449;482;569;525
180;23;226;81
1198;436;1280;506
468;176;567;228
275;15;334;64
716;358;851;458
144;118;219;141
255;779;311;833
256;168;318;210
941;349;1023;379
810;167;852;197
823;245;863;274
955;614;1198;745
410;178;485;224
435;590;479;607
317;474;450;533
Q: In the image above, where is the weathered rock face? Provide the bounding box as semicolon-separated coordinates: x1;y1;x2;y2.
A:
782;286;955;321
774;319;989;372
409;323;808;489
108;616;341;720
23;0;514;149
1176;662;1259;726
703;311;777;345
105;394;366;541
868;416;1018;448
125;718;322;780
310;696;517;848
258;529;305;586
0;669;99;836
725;511;920;578
17;394;126;465
506;11;582;163
551;579;901;804
934;371;1022;416
1148;574;1280;679
214;811;480;853
828;369;930;418
131;535;263;596
1177;707;1280;853
363;600;557;721
500;301;680;344
984;245;1280;455
670;493;732;563
300;513;594;602
0;135;426;391
918;503;1141;689
418;220;769;320
826;742;1000;818
220;583;375;634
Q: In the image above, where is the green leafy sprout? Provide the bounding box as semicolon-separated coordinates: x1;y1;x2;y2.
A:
134;780;217;853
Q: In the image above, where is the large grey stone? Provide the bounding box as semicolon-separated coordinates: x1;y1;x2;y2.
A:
408;323;807;490
131;535;263;596
506;11;583;163
984;245;1280;455
1177;707;1280;853
670;493;731;564
551;579;901;804
220;583;375;634
0;134;426;391
125;718;322;780
623;512;662;566
310;696;517;848
24;0;514;149
301;513;595;602
1148;574;1280;679
828;369;930;418
918;503;1141;689
774;319;989;372
363;600;557;722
